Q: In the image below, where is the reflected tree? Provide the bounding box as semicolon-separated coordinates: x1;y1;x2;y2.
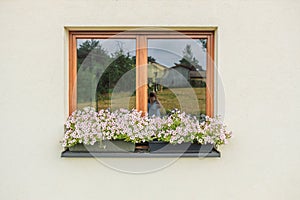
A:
176;44;203;71
77;40;136;110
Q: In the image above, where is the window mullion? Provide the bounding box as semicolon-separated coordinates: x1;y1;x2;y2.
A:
136;35;148;115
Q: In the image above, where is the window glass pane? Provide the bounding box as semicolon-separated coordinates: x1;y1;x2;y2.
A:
77;39;136;111
147;39;207;118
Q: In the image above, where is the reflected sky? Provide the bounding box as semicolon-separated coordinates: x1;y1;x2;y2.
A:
148;39;206;69
77;38;206;69
77;39;136;56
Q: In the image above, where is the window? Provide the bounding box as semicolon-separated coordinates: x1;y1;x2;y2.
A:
69;30;214;118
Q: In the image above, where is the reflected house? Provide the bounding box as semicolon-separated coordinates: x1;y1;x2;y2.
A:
148;62;168;90
161;64;206;88
148;62;206;88
148;62;168;81
189;69;206;87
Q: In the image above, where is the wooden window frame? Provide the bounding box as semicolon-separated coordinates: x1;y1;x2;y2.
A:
69;30;215;116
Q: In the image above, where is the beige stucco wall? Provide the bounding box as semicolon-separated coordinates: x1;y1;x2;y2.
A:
1;0;300;199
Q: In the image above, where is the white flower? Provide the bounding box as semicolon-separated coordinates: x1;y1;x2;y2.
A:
62;107;232;148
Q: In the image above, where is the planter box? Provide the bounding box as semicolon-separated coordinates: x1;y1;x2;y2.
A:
149;141;214;153
69;140;135;152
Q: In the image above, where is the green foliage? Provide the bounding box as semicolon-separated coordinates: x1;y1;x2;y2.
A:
97;50;135;95
199;39;207;50
76;39;136;105
190;79;206;88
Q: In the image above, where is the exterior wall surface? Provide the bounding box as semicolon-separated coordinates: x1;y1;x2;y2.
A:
0;0;300;200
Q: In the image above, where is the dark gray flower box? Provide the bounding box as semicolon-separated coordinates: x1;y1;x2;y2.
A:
68;140;135;153
149;141;214;153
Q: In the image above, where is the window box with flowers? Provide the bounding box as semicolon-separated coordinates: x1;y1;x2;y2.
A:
148;110;232;153
61;107;232;157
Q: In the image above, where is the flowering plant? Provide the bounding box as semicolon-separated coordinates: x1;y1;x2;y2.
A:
62;107;102;148
154;110;200;144
153;109;232;146
61;107;232;148
62;107;157;148
195;116;232;146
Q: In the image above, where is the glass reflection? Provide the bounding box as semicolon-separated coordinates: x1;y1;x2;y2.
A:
76;39;136;111
147;39;207;117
